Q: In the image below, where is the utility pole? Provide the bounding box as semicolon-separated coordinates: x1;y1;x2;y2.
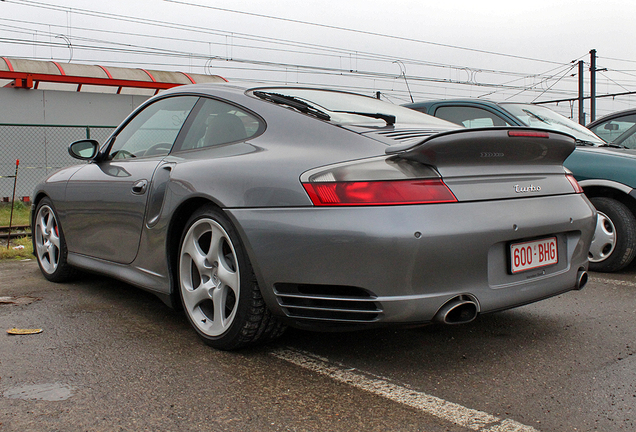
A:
578;61;585;125
590;49;596;123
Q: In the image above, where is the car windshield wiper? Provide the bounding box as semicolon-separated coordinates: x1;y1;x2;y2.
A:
575;139;599;147
253;91;331;121
599;142;628;149
331;111;396;126
522;109;549;125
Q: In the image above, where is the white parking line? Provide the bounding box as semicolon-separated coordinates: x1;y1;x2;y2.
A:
589;276;636;288
271;348;540;432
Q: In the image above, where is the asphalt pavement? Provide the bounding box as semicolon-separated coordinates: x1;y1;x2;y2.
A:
1;259;634;431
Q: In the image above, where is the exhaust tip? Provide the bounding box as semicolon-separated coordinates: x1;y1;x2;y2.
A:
576;269;588;290
434;295;479;325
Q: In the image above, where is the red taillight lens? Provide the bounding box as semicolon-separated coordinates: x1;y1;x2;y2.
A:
303;179;457;206
566;174;584;193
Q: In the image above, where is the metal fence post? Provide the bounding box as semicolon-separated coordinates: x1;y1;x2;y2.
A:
7;159;19;248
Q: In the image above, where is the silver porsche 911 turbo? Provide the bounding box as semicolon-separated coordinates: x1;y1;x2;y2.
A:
31;83;596;350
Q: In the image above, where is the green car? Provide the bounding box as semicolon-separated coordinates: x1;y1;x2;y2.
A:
405;100;636;272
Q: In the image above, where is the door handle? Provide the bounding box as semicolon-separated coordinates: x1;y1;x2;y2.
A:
132;179;148;195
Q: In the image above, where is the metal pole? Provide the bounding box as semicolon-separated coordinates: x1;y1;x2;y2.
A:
578;61;585;125
590;49;597;123
7;159;19;248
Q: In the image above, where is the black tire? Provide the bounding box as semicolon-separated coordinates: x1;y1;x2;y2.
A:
33;197;75;282
177;205;285;350
588;197;636;272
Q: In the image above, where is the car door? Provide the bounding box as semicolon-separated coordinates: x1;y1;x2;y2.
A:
62;95;199;264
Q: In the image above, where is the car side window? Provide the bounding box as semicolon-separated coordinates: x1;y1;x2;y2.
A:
177;98;263;151
434;106;512;128
589;115;636;146
107;96;199;160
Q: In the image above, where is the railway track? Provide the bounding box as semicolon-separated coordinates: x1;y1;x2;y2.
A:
0;224;31;240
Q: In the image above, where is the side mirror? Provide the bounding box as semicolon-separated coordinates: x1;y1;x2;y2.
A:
68;139;99;160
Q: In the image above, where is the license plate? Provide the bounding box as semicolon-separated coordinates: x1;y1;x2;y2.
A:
510;237;558;274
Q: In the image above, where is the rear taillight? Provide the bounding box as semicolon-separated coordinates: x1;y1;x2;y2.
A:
302;179;457;206
566;174;584;193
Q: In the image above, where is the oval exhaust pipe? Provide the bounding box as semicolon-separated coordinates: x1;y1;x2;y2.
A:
576;269;588;290
434;295;479;325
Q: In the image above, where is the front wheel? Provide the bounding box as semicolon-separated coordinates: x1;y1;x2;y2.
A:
178;205;285;350
588;197;636;272
33;198;75;282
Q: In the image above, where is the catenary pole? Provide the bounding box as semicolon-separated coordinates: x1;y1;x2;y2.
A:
578;61;585;125
590;49;597;123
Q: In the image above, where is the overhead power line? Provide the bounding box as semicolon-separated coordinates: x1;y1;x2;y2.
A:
164;0;567;66
3;0;635;109
0;8;589;98
0;17;554;79
12;0;571;68
0;31;582;100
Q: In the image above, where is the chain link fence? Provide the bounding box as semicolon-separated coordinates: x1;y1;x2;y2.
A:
0;124;115;200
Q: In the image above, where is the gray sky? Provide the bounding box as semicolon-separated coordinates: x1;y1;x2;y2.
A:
2;0;635;119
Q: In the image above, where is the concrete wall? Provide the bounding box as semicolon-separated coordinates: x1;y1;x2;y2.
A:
0;87;149;199
0;87;148;126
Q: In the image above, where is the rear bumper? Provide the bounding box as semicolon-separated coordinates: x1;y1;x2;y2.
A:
229;194;595;329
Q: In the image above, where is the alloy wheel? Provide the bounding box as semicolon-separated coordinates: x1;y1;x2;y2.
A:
179;217;240;337
34;205;61;274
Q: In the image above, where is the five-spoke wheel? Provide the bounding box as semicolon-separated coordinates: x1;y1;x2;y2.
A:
178;205;285;350
179;216;240;338
33;198;74;282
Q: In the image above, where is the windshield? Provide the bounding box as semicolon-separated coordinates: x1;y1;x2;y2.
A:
251;87;456;128
503;103;605;145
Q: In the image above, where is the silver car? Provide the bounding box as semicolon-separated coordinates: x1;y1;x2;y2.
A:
32;84;596;350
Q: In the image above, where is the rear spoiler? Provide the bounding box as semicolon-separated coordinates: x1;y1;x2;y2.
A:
385;127;576;171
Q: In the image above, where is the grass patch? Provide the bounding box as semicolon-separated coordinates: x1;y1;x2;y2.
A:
0;201;31;226
0;202;33;261
0;236;34;260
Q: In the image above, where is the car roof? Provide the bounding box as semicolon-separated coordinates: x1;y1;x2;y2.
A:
404;99;539;108
403;99;504;109
403;99;527;126
163;82;384;97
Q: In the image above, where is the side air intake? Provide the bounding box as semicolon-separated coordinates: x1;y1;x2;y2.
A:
273;283;382;323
